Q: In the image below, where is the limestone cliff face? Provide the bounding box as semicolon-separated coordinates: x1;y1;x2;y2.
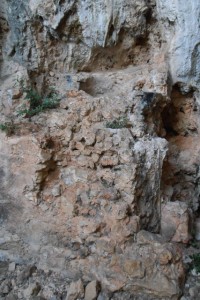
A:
157;0;200;88
1;0;150;74
0;1;200;299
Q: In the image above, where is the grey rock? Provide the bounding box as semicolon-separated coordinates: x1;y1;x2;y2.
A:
8;262;16;272
85;281;100;300
17;266;37;284
195;218;200;240
157;0;200;88
161;201;191;243
51;185;61;197
23;282;41;298
5;293;18;300
66;279;84;300
0;279;12;295
97;293;110;300
189;286;200;298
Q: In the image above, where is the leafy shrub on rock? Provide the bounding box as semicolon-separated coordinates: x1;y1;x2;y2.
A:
18;85;60;118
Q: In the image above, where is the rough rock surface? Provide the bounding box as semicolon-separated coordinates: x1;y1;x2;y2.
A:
157;0;200;88
161;201;191;243
1;0;200;299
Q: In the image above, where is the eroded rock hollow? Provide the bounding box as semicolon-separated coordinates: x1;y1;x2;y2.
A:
0;1;200;299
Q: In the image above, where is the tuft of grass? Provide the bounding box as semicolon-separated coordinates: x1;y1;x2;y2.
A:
0;121;16;136
190;240;199;249
106;116;129;129
190;253;200;273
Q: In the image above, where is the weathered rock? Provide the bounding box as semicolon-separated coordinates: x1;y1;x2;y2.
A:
5;294;18;300
66;279;84;300
1;0;200;298
85;281;100;300
189;287;198;298
23;282;41;298
0;0;152;80
133;137;168;232
51;185;61;197
97;293;110;300
8;262;15;272
194;218;200;241
17;266;37;284
90;230;184;298
0;281;11;295
123;260;145;278
157;0;200;88
161;201;191;243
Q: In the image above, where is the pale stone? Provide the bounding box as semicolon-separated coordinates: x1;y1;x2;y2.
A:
85;281;99;300
49;71;55;77
51;185;61;197
8;262;16;272
61;167;88;186
91;153;99;163
39;203;49;212
66;279;84;300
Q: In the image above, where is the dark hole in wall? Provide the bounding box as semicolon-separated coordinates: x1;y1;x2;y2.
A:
141;92;166;137
8;47;16;57
106;24;115;43
145;7;153;24
161;103;179;137
0;205;8;224
79;78;97;96
45;138;55;149
135;36;147;46
161;84;197;137
160;84;200;213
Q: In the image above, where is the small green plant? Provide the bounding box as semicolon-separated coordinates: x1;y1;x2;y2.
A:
190;253;200;273
190;240;199;249
18;85;60;118
0;121;16;136
106;116;129;129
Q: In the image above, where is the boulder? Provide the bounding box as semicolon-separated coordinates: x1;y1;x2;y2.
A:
161;201;191;243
